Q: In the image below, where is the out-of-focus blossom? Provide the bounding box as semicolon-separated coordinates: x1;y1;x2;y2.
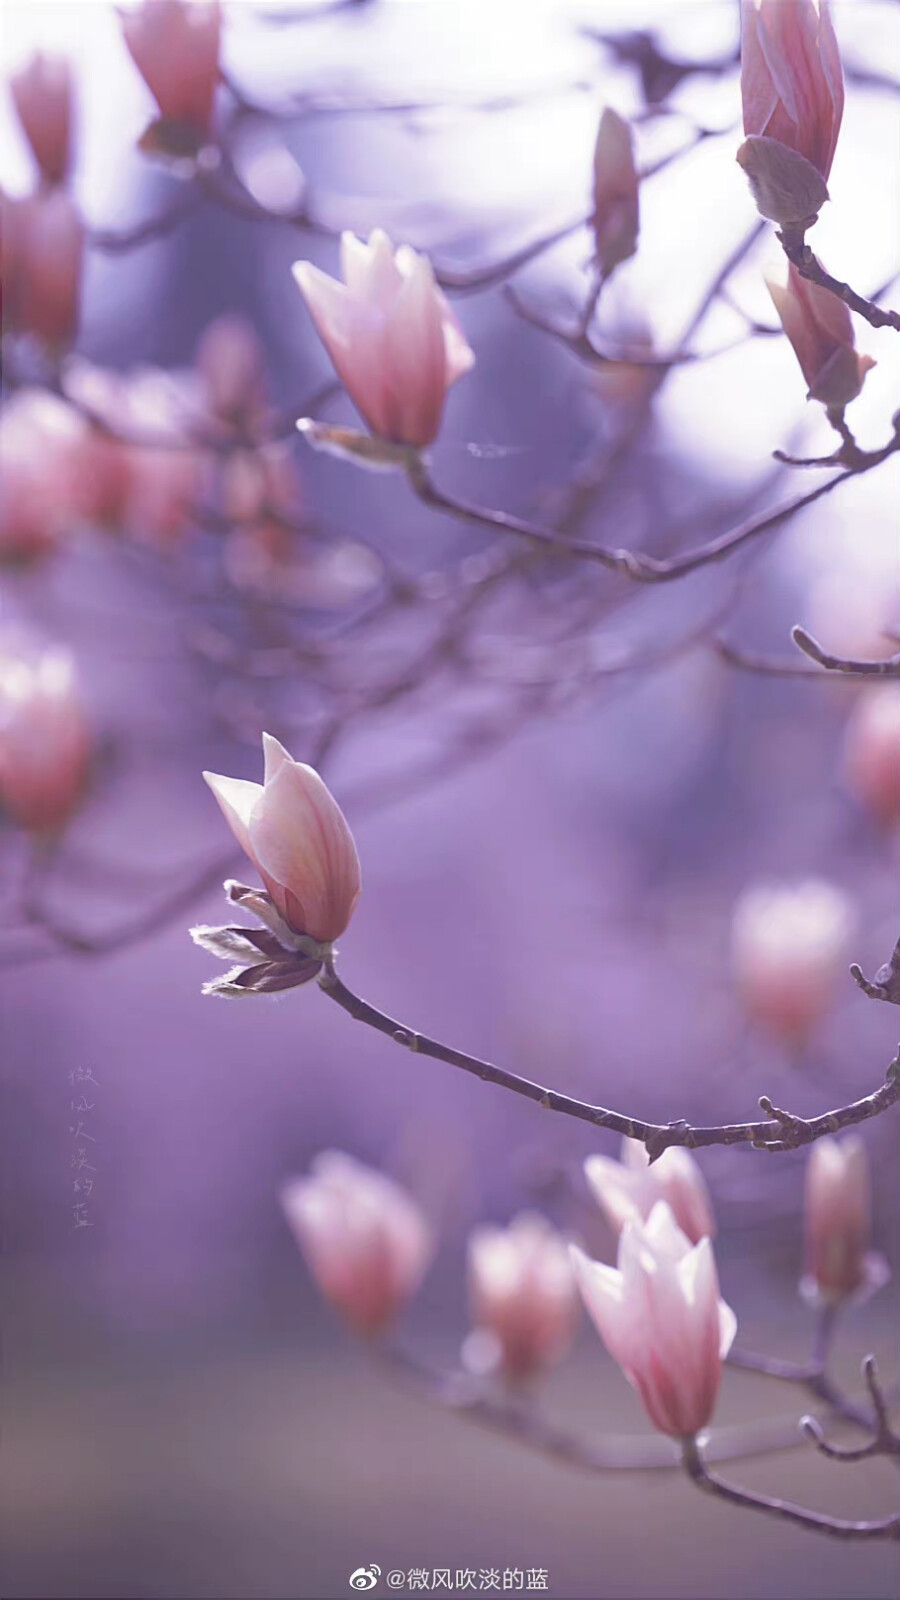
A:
585;1138;715;1245
121;0;221;136
466;1213;579;1383
738;0;843;229
592;108;639;278
64;362;204;547
10;52;74;187
767;264;875;410
802;1136;888;1306
204;732;361;947
731;878;855;1045
572;1203;736;1439
195;314;269;433
0;390;86;565
1;190;84;348
0;643;91;832
293;230;474;449
281;1151;432;1335
842;688;900;828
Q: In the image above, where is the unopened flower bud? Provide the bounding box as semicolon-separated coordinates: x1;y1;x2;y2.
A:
801;1136;888;1307
842;688;900;828
281;1152;432;1335
467;1213;579;1383
767;264;875;410
740;1;844;181
591;107;639;278
10;52;74;187
0;643;92;832
121;1;221;139
731;878;854;1045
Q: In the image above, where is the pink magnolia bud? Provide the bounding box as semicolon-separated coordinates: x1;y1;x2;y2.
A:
585;1138;715;1246
0;644;92;832
466;1212;579;1383
2;190;84;349
741;0;844;181
767;264;875;409
195;314;269;432
10;52;74;187
121;1;221;134
731;878;854;1045
293;230;475;449
204;733;361;946
571;1203;736;1439
281;1151;432;1335
0;390;86;565
842;688;900;828
592;107;639;278
801;1136;888;1307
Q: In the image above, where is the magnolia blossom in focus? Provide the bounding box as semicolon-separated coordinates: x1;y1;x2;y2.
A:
1;190;84;348
731;878;854;1045
204;733;361;947
10;52;74;187
281;1151;432;1335
842;688;900;828
585;1138;715;1245
741;0;843;177
738;0;843;229
592;108;639;278
466;1213;579;1383
767;264;875;410
0;390;86;565
293;230;475;449
802;1136;888;1307
0;644;91;831
572;1203;736;1439
121;0;221;135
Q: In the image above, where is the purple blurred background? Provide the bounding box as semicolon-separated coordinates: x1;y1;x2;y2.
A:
1;3;899;1597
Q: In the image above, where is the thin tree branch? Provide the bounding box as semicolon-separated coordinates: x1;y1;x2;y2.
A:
316;958;900;1158
682;1436;900;1541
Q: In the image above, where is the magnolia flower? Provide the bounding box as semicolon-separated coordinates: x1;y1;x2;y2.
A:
64;362;204;545
0;390;86;565
121;0;221;135
0;644;92;832
731;878;854;1045
293;230;474;449
585;1138;715;1245
802;1136;888;1307
466;1213;579;1383
1;190;84;348
592;108;640;278
842;688;900;828
194;735;361;995
572;1203;736;1439
10;52;74;187
741;0;843;180
738;0;843;228
281;1151;432;1335
195;314;269;433
767;264;875;410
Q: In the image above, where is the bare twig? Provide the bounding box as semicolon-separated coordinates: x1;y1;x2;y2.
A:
682;1435;900;1541
316;958;900;1158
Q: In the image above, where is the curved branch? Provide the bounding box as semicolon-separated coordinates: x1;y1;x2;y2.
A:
317;959;900;1158
682;1436;900;1541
